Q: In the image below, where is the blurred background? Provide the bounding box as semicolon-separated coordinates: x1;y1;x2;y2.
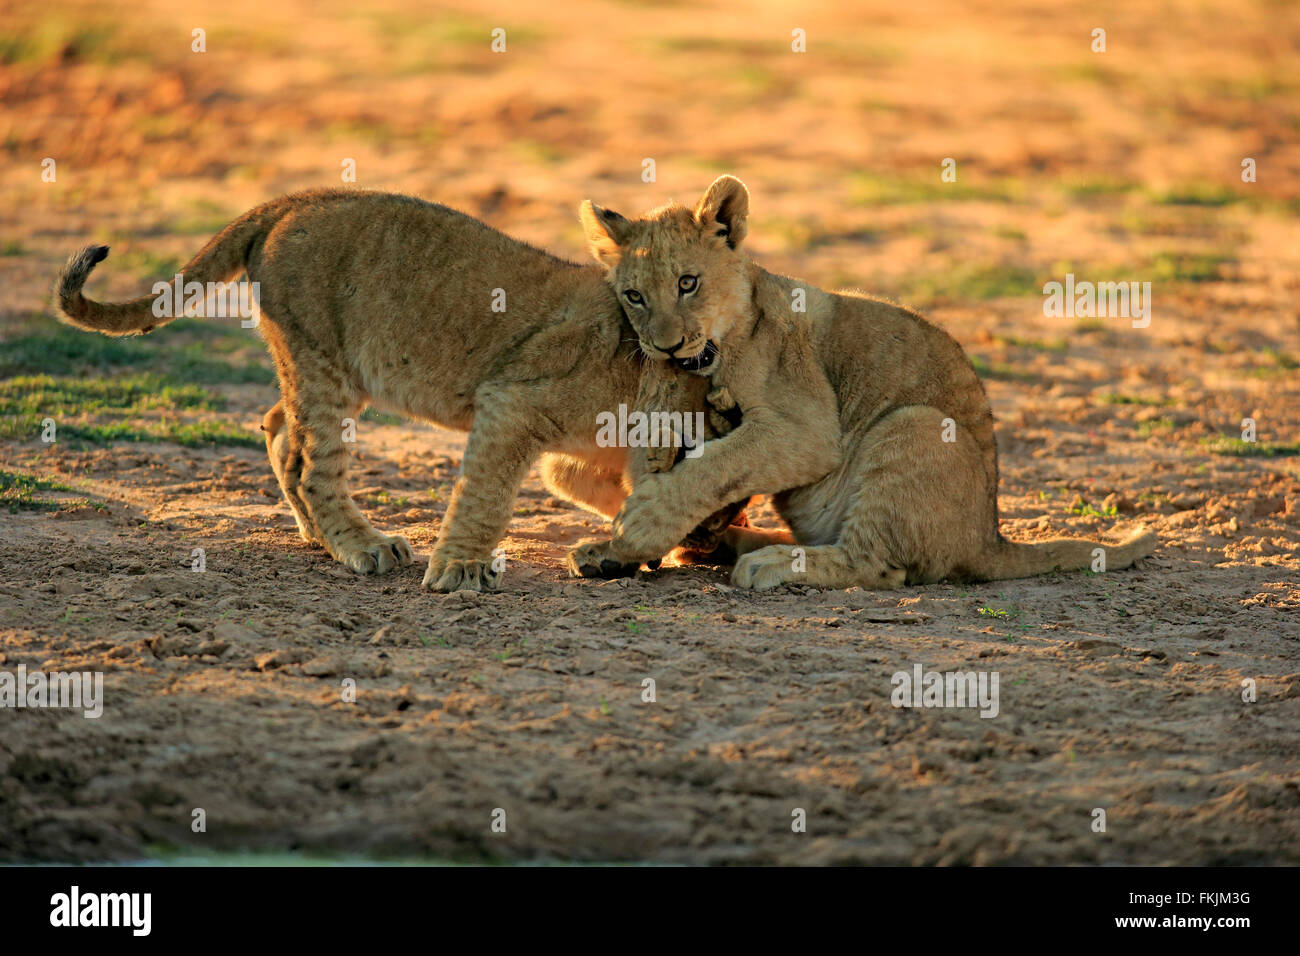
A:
1;0;1297;492
2;0;1298;502
2;0;1297;305
1;0;1298;867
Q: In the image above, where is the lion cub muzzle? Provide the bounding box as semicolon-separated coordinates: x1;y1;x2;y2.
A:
673;339;719;374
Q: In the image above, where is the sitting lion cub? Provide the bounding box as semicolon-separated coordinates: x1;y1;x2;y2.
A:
568;176;1156;590
54;188;732;592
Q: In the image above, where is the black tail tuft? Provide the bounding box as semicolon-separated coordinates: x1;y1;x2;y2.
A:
55;244;111;319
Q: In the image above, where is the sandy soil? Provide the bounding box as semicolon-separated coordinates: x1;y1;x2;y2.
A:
0;0;1297;864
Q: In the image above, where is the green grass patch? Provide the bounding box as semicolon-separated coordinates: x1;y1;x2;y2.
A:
0;317;273;384
0;469;102;514
1249;349;1299;379
969;355;1036;382
898;264;1040;304
434;17;542;48
1055;62;1123;86
1;469;70;509
1146;183;1242;207
977;604;1030;634
995;334;1068;353
0;416;260;448
1118;208;1222;238
355;10;543;74
0;374;260;448
1148;251;1232;283
110;248;185;279
1136;418;1177;438
654;36;782;57
323;116;398;146
0;374;223;417
1202;74;1293;102
1072;318;1110;334
1046;259;1139;286
1047;252;1232;287
768;218;881;253
133;113;191;142
1068;497;1118;518
1203;437;1300;458
169;201;238;236
510;138;567;166
1061;177;1138;199
364;490;411;508
0;16;143;67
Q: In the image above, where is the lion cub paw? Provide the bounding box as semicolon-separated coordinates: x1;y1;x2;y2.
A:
706;386;739;435
334;533;414;576
706;385;736;411
732;545;800;590
643;441;678;474
566;539;642;579
422;555;501;592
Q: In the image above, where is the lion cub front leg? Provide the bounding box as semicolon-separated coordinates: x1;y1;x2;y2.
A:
567;364;697;579
567;369;744;579
423;389;545;593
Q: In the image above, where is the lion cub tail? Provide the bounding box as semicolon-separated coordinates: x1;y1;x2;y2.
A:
54;212;269;336
972;526;1156;582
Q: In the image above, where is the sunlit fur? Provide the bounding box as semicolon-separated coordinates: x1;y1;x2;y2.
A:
576;176;1157;590
54;189;726;591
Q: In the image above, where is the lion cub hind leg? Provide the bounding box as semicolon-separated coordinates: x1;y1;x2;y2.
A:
687;523;792;566
263;400;321;545
540;453;629;519
799;405;993;589
733;543;906;590
281;381;413;576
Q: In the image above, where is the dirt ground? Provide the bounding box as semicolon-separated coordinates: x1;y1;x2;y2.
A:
1;0;1297;864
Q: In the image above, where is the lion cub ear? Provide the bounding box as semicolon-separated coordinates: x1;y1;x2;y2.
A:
694;175;749;249
579;200;632;268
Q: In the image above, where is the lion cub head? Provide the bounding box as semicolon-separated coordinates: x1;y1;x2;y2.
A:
580;175;751;373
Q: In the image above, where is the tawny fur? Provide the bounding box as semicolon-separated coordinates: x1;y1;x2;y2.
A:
569;176;1157;590
54;189;728;591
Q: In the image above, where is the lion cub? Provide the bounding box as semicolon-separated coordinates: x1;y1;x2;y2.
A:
55;189;725;591
569;176;1156;590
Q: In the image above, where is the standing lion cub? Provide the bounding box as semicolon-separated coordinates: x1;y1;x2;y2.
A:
54;188;728;591
569;176;1156;589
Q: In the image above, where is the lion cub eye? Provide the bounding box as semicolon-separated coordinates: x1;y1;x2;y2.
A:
678;275;698;294
623;289;645;306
